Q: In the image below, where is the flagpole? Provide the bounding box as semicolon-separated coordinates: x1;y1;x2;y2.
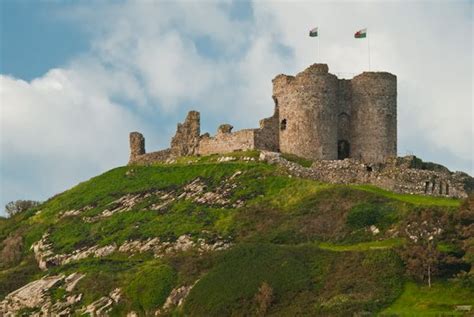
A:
367;32;371;71
316;35;318;62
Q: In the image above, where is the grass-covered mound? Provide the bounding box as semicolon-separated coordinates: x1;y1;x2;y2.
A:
0;152;472;316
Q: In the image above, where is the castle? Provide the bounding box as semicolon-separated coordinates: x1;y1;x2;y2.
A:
130;64;397;163
128;64;472;198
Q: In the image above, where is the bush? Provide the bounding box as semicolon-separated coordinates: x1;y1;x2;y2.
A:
5;200;40;217
125;263;177;312
346;203;395;229
0;233;23;266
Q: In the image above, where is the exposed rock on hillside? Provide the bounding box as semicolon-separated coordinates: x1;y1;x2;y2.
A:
0;273;85;316
31;233;231;270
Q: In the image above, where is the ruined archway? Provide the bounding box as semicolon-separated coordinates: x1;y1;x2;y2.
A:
337;140;350;160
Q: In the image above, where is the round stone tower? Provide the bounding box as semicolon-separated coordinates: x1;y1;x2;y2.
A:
350;72;397;163
273;64;339;160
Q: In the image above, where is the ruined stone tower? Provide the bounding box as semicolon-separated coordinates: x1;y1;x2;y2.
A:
129;132;145;162
273;64;339;160
272;64;397;163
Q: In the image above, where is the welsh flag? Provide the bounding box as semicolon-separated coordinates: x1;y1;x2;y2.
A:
354;28;367;38
309;27;318;37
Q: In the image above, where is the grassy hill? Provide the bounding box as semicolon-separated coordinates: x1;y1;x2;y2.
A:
0;151;472;316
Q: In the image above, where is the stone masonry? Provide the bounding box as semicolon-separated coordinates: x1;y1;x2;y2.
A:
127;63;472;198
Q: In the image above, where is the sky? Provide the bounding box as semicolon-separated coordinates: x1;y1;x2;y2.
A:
0;0;472;216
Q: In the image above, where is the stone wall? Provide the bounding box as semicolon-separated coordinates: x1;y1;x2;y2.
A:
254;104;280;152
170;111;200;157
198;127;256;155
129;132;145;163
129;131;172;165
128;149;172;165
260;151;472;199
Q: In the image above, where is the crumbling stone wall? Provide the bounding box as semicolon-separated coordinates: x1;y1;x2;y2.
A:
260;152;472;199
170;111;200;157
129;132;145;163
128;132;170;165
198;127;256;155
128;149;172;165
254;104;280;152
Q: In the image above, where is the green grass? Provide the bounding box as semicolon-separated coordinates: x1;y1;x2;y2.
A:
124;261;177;313
281;153;313;168
318;238;405;251
381;281;474;316
352;185;461;207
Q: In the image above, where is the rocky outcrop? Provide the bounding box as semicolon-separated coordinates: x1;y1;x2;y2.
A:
79;288;121;316
32;233;231;270
31;233;116;270
0;273;85;316
156;280;199;315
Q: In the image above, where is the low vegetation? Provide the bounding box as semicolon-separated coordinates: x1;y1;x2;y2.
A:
0;153;472;315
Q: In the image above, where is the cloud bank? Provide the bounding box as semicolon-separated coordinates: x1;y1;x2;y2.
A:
1;1;472;215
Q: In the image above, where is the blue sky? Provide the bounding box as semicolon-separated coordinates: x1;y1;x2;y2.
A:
0;0;472;216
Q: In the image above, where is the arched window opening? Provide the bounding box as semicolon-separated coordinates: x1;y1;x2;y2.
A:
280;119;287;131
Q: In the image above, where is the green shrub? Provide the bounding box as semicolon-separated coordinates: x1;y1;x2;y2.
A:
125;263;177;312
346;203;396;229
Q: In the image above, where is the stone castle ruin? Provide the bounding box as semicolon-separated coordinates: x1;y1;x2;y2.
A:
129;64;473;198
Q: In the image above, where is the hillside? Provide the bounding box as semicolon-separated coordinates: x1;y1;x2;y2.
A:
0;151;473;316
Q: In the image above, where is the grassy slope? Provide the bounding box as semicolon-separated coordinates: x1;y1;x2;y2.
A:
0;154;471;315
381;281;474;316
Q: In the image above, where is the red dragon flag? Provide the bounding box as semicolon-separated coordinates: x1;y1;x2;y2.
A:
354;28;367;38
309;27;318;37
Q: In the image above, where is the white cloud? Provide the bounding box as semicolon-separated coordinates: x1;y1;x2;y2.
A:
0;66;145;210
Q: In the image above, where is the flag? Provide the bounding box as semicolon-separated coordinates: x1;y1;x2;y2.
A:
309;27;318;37
354;28;367;38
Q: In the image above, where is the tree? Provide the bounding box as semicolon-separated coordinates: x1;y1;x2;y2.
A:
5;200;40;217
400;208;467;287
400;239;442;288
